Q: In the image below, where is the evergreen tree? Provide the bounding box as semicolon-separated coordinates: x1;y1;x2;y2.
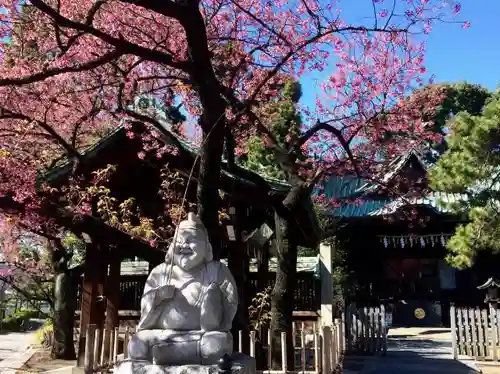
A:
430;88;500;268
241;79;302;180
420;82;491;162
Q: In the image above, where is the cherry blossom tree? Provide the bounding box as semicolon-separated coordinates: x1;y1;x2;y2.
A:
0;221;53;316
0;219;87;358
239;71;450;366
0;0;463;233
0;0;466;364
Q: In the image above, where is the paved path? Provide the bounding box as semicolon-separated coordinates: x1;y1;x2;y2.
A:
345;333;480;374
0;331;36;372
0;331;35;361
367;338;478;373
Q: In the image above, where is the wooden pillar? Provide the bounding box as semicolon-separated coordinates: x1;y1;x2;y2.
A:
105;247;121;329
101;245;121;357
227;204;250;354
319;241;334;328
256;242;270;293
97;248;109;331
77;242;106;367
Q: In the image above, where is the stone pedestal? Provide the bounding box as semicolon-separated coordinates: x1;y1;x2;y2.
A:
114;353;256;374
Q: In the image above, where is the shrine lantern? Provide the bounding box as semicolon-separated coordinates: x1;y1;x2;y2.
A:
477;277;500;307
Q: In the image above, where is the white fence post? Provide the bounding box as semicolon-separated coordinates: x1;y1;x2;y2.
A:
93;328;100;371
113;327;119;364
380;304;387;356
81;325;346;373
449;305;500;362
280;332;287;374
84;324;96;374
322;326;332;374
314;332;320;374
319;241;334;328
249;331;256;358
491;304;499;361
450;303;458;360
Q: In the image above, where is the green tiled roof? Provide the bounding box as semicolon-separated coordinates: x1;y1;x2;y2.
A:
331;199;392;217
366;192;467;216
329;191;465;218
321;175;366;200
322;150;464;218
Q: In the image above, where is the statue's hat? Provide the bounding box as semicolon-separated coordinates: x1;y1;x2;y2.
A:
166;212;213;262
177;212;207;236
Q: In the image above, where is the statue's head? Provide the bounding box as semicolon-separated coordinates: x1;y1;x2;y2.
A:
165;212;213;271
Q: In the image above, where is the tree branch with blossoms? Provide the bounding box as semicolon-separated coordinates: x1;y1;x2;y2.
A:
0;0;467;362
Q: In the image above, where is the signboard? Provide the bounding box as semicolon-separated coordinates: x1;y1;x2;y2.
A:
439;260;457;290
384;312;393;327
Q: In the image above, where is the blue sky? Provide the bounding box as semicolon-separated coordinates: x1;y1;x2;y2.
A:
424;2;499;90
300;1;500;109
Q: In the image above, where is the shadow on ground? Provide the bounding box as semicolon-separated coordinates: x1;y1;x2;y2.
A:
345;337;478;373
372;354;477;373
418;329;450;336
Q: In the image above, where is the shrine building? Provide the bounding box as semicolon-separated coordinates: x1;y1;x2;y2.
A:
322;150;500;327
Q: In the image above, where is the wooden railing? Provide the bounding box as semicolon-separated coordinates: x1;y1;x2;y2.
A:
81;320;344;374
451;304;500;361
344;304;388;355
76;273;320;313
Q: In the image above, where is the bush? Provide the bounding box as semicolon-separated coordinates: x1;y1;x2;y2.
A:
12;308;41;320
34;319;54;347
1;308;41;332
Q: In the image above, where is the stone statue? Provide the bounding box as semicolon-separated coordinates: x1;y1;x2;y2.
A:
127;212;238;367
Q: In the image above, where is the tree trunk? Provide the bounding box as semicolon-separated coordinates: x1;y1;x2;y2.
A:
227;204;250;354
52;271;77;360
270;211;298;370
181;9;227;255
197;124;225;258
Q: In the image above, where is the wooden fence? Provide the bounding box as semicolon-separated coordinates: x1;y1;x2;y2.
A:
450;304;500;361
76;273;320;314
80;320;344;374
344;305;387;355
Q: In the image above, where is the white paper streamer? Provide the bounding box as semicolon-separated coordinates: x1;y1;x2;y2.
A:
378;233;452;248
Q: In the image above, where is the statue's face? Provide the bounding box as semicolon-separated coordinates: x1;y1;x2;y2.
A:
171;228;207;271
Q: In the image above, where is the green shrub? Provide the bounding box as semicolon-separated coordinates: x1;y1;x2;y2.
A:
34;319;54;347
1;308;41;332
12;308;41;320
1;315;19;331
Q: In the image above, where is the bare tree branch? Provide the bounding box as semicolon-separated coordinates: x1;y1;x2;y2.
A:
28;0;190;72
0;50;122;86
0;109;82;161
